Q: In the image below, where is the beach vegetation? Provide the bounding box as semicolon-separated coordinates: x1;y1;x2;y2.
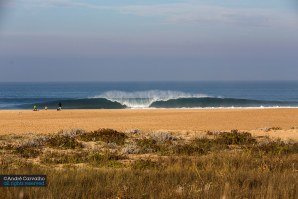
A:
87;151;126;167
41;151;88;164
46;134;83;149
1;152;297;199
174;143;206;155
150;131;178;143
121;143;140;154
58;129;86;137
0;128;297;198
78;128;127;145
132;159;159;170
214;129;256;145
14;146;42;158
252;139;298;155
40;150;126;167
125;129;141;135
136;138;161;153
265;127;282;132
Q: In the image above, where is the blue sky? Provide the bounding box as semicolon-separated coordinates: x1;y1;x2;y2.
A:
0;0;297;81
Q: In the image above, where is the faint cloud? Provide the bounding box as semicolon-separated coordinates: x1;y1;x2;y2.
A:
0;0;13;29
120;4;295;27
18;0;108;9
14;0;298;27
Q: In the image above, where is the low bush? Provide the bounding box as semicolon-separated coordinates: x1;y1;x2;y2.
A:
215;130;256;145
41;151;88;164
87;151;126;168
46;135;83;149
174;144;205;155
136;138;161;153
121;143;140;154
265;127;282;132
78;129;127;145
252;140;298;155
132;159;159;170
175;137;220;155
41;150;126;167
14;146;42;158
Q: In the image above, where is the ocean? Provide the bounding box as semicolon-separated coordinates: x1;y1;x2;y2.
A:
0;81;298;109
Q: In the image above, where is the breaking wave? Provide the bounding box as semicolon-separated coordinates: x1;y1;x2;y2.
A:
12;90;298;109
93;90;209;108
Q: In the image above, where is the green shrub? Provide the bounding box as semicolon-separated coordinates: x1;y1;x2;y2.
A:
40;150;126;167
253;140;298;155
136;138;161;153
132;159;159;170
265;127;282;132
87;151;125;168
46;135;83;149
192;137;217;148
175;138;219;155
14;146;42;158
174;144;205;155
41;151;88;164
215;130;256;145
78;129;127;145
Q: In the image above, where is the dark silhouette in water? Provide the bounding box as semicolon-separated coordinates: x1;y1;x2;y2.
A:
57;102;62;111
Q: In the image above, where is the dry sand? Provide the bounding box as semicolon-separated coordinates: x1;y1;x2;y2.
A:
0;108;298;140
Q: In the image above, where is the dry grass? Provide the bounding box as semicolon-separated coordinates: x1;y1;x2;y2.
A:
0;129;297;198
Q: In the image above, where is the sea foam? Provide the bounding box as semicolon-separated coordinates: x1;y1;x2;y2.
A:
93;90;210;108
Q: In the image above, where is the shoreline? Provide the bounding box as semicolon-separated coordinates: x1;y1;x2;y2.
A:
2;106;298;110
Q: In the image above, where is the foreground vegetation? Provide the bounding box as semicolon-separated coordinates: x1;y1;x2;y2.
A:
0;128;297;198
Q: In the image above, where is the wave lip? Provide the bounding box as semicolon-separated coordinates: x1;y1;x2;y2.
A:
93;90;210;108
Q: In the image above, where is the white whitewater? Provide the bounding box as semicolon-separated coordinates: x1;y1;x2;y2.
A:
93;90;209;108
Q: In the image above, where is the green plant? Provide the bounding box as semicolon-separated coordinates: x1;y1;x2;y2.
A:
253;140;298;155
46;135;83;149
14;146;42;158
78;129;127;145
41;151;88;164
136;138;161;153
132;159;159;170
174;144;205;155
215;130;256;145
87;151;126;167
265;127;282;132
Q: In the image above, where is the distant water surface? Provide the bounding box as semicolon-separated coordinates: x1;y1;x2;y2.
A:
0;81;298;109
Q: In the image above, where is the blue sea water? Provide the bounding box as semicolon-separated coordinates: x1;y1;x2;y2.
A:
0;81;298;109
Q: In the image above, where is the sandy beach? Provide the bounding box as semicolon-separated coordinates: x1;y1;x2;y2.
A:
0;108;298;140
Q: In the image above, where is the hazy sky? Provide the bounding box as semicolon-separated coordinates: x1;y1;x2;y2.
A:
0;0;298;81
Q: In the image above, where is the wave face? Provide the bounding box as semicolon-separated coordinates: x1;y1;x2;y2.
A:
150;97;298;108
0;98;58;109
19;98;126;109
94;90;209;108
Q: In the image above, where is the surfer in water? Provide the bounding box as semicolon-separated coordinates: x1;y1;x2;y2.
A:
57;102;62;111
